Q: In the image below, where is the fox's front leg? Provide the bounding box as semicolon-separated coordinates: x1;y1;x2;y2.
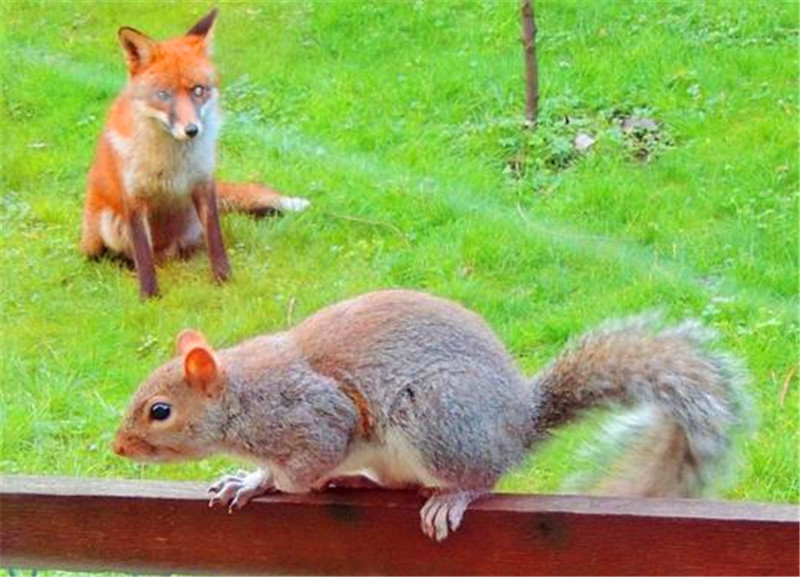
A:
191;180;231;283
127;203;159;299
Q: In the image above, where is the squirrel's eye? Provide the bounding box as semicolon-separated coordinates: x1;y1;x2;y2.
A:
155;90;171;101
191;85;205;98
149;402;172;421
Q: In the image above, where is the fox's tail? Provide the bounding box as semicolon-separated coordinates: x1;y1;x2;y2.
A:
216;182;310;216
531;315;751;497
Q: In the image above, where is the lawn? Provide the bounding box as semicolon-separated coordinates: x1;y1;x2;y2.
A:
1;0;797;513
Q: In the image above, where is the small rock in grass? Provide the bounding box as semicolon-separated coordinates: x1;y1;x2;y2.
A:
573;132;596;152
620;116;658;133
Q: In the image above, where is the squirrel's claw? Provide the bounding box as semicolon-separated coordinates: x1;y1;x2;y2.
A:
208;470;249;495
210;482;241;509
419;489;484;542
207;468;275;510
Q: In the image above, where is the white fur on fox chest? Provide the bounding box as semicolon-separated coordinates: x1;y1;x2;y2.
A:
108;107;219;200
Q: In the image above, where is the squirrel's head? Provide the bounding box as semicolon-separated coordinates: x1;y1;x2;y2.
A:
113;329;228;463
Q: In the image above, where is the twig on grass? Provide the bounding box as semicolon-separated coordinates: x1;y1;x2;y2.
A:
287;296;296;328
326;212;411;247
779;365;797;408
515;202;530;224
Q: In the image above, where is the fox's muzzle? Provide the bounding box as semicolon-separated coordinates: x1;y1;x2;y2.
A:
170;120;202;141
168;92;204;141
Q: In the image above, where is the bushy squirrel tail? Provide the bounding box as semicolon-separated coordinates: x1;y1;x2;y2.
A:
531;315;752;497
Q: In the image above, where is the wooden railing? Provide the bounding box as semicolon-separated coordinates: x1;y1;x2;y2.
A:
1;476;797;576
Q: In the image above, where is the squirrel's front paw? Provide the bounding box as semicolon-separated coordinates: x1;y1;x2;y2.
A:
208;468;276;512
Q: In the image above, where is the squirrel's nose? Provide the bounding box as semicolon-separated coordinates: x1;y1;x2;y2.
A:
184;123;199;138
112;437;127;456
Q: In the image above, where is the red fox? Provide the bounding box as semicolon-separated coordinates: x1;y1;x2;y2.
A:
80;8;309;298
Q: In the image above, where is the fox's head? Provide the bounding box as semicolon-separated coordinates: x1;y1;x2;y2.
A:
119;9;219;142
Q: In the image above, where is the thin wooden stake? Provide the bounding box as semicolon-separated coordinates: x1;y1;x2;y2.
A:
521;0;539;127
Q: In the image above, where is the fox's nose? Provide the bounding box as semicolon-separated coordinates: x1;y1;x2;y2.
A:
184;124;199;138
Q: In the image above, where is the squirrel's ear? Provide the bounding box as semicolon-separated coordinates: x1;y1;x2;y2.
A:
176;329;209;356
183;346;222;396
118;27;156;75
186;7;217;54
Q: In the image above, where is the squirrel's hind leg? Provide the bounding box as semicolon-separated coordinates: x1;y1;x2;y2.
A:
420;489;487;542
208;468;276;511
316;474;385;491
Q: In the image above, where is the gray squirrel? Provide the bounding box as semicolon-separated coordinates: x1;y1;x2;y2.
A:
114;289;749;541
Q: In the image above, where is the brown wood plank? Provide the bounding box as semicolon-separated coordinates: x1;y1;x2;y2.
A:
1;475;798;576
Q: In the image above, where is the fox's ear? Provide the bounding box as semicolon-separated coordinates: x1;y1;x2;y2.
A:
118;27;155;75
176;329;209;356
186;7;218;54
183;344;223;397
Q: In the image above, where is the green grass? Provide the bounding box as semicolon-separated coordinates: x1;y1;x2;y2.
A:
1;0;798;514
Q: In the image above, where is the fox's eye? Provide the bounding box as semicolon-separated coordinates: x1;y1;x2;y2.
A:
191;85;205;98
149;402;172;421
155;90;171;101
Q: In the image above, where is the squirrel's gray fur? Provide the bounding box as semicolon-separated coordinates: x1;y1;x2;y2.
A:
115;290;751;541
